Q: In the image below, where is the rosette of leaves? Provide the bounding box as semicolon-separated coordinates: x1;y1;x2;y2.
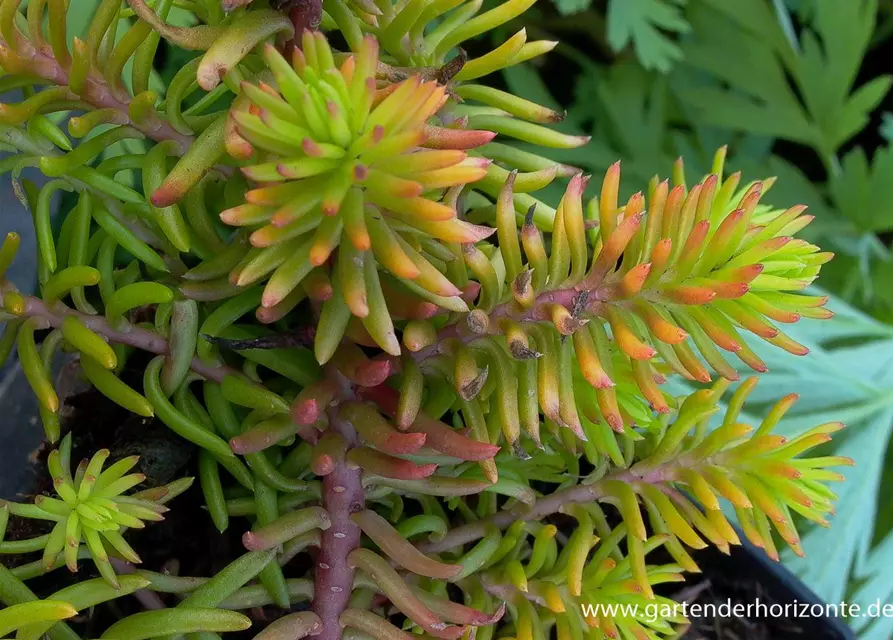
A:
326;0;541;66
216;31;495;357
325;0;590;215
0;435;190;588
207;20;587;360
0;0;298;270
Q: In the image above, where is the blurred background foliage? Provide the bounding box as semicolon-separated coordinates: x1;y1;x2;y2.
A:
10;0;893;635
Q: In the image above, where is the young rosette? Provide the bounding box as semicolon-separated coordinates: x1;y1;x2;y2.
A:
222;31;494;359
16;436;187;587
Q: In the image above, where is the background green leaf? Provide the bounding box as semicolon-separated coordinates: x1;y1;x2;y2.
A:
604;0;689;72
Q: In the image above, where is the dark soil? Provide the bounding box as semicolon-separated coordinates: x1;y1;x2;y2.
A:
671;545;851;640
674;574;804;639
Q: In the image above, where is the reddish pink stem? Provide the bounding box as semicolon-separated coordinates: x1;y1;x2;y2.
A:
417;461;680;554
312;375;365;640
0;36;194;151
313;460;363;640
382;279;622;377
0;287;232;382
282;0;323;54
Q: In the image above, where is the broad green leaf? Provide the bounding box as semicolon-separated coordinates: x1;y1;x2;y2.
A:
679;0;890;159
829;145;893;233
793;0;880;148
832;76;893;150
552;0;592;16
852;531;893;638
575;62;688;185
677;1;815;144
881;112;893;143
676;85;816;145
605;0;689;73
701;0;792;53
785;0;818;20
592;63;668;166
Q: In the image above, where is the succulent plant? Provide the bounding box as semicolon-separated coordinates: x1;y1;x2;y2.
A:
220;32;494;342
0;0;849;639
1;434;190;588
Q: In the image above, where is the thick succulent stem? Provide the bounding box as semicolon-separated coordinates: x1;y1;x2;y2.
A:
314;462;363;640
0;37;194;150
0;286;231;382
221;277;633;377
313;378;365;640
280;0;323;54
418;461;679;554
385;281;614;378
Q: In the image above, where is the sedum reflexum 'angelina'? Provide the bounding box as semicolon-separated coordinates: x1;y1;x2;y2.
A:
0;0;849;639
